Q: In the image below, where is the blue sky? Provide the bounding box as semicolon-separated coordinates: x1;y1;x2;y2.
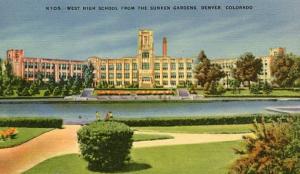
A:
0;0;299;60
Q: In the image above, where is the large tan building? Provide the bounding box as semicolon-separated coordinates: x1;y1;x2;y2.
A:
89;29;194;88
6;29;195;88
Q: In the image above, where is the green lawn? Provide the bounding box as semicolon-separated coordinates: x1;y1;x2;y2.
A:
24;141;240;174
196;89;300;97
133;134;173;142
0;127;53;148
134;124;253;134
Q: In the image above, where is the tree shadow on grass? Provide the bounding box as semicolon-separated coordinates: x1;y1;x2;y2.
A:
88;162;152;173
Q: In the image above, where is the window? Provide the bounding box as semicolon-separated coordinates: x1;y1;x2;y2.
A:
171;72;176;79
125;63;130;70
171;81;176;86
179;63;184;70
125;73;130;79
154;63;160;70
179;72;184;79
108;81;114;85
163;63;168;70
142;52;149;58
155;73;160;79
163;81;168;85
46;63;51;69
163;73;168;78
143;77;150;82
100;65;106;70
171;63;176;70
109;64;114;70
109;73;114;79
133;73;138;79
142;63;149;70
24;62;28;68
116;63;122;70
117;81;122;86
132;63;137;70
186;63;192;70
187;72;192;78
117;73;122;79
101;73;106;79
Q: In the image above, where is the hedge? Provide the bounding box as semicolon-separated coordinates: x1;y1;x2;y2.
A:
77;121;133;171
114;114;298;127
0;117;63;128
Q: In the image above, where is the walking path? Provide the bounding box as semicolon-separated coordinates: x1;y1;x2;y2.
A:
0;125;250;174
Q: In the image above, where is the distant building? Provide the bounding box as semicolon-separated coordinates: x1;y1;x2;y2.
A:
6;29;195;88
211;47;286;87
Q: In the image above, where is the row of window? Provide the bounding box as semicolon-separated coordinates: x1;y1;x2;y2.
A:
24;62;84;70
98;63;192;71
154;72;192;79
100;63;137;71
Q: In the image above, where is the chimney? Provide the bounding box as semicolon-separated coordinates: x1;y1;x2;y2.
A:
162;37;167;57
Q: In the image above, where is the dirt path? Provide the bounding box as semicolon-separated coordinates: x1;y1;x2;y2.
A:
133;131;249;148
0;125;81;174
0;125;250;174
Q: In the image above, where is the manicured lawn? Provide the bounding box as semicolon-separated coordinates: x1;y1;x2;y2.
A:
24;141;240;174
196;89;300;97
134;124;253;134
133;134;173;142
0;127;53;148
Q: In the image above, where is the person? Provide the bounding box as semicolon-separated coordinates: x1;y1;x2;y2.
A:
104;111;113;121
95;111;101;121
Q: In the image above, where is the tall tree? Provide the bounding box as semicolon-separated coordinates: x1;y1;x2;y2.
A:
194;50;225;94
234;53;263;88
83;63;95;88
271;54;295;87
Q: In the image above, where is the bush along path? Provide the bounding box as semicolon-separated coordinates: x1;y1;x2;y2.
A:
0;125;250;174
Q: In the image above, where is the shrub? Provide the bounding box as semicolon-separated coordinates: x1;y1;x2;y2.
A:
262;82;272;95
52;86;61;96
43;90;51;96
77;121;133;171
0;128;18;141
114;114;296;127
230;117;300;174
250;83;261;94
0;117;63;128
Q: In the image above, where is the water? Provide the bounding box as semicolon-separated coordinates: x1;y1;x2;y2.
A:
0;100;299;123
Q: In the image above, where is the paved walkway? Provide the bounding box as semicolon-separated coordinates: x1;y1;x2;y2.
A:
0;125;250;174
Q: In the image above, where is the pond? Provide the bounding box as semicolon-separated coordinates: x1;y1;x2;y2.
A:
0;100;299;123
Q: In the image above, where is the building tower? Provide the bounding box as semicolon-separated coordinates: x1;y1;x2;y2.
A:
137;29;154;88
6;49;24;77
162;37;167;57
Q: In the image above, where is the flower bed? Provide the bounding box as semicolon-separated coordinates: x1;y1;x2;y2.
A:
96;89;175;95
0;128;18;141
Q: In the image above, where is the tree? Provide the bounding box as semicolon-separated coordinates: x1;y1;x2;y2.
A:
271;54;296;87
83;63;95;88
29;82;39;95
52;86;61;96
35;72;44;88
229;79;241;94
230;118;300;174
47;74;57;93
71;77;82;95
194;50;225;94
20;87;30;96
4;84;14;96
234;53;263;88
249;83;261;94
62;84;69;96
262;82;272;95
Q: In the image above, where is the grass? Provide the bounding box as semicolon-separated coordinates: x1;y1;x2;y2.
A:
24;141;241;174
134;124;253;134
196;89;300;97
132;134;173;142
0;127;53;148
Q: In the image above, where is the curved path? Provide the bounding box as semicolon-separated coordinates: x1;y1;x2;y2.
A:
0;125;250;174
